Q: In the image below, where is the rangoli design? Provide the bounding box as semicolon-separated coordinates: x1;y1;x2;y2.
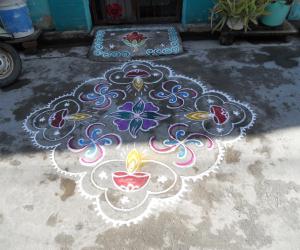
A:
90;27;183;61
24;61;256;226
122;32;148;51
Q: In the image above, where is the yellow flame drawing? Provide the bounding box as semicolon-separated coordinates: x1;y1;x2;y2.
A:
67;113;91;121
185;111;210;121
132;77;144;91
126;149;143;173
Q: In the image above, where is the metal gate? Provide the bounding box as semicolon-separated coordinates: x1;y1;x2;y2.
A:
91;0;182;25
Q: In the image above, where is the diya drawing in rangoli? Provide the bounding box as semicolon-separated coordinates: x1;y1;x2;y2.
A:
24;61;256;226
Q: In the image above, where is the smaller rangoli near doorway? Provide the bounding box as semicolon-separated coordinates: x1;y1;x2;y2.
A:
24;61;256;226
89;26;183;61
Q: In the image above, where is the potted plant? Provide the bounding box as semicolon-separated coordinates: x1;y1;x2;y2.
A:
211;0;271;32
260;0;294;27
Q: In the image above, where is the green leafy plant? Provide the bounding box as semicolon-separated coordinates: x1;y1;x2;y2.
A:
211;0;271;32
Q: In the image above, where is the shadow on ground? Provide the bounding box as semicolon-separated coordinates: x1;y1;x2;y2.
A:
1;39;300;156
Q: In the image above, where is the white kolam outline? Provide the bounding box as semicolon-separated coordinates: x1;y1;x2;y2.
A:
23;60;256;227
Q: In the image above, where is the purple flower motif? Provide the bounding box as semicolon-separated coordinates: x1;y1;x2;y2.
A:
109;98;169;138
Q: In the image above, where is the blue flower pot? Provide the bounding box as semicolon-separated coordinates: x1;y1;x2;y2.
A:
260;1;292;27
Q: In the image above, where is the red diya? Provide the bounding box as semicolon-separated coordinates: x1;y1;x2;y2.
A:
49;109;68;128
125;69;150;78
185;105;229;125
210;105;229;125
49;109;91;128
112;149;150;192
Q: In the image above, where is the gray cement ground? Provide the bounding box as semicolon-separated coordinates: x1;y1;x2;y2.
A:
0;38;300;250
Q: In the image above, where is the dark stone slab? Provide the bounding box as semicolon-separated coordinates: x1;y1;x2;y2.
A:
220;21;298;45
89;26;183;61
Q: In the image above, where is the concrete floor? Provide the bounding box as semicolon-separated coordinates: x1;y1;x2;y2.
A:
0;38;300;250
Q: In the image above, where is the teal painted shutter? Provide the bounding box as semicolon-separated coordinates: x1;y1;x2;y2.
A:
48;0;92;31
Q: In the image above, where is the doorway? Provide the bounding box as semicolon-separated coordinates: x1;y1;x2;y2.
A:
90;0;182;25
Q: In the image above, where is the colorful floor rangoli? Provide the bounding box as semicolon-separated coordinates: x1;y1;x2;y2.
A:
89;27;183;61
24;61;256;226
